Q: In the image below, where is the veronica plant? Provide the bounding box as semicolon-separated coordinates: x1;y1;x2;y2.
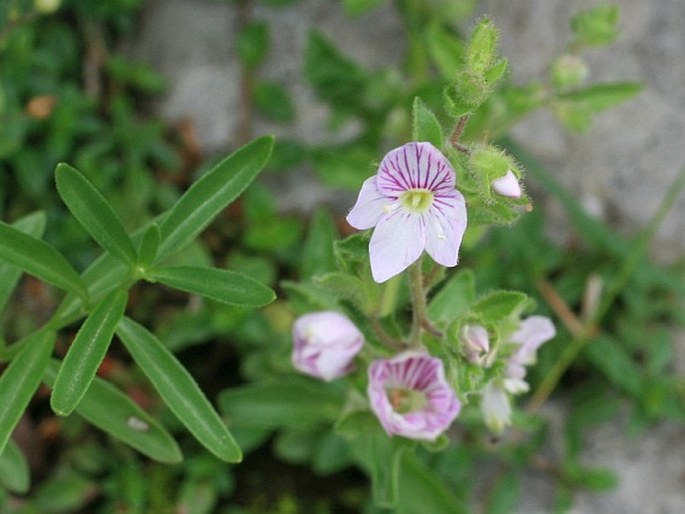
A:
0;136;275;480
227;18;558;508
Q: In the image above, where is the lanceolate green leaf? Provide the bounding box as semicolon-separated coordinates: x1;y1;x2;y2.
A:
116;317;241;463
557;82;643;112
412;97;444;149
0;330;54;456
43;361;182;464
0;439;30;494
157;135;274;262
137;223;161;269
0;221;87;300
0;212;46;313
55;163;138;267
51;289;129;416
146;266;275;307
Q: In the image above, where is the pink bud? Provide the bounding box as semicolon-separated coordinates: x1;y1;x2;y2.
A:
292;311;364;381
492;170;522;198
461;324;490;365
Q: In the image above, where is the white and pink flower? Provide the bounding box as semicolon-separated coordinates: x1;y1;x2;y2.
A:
368;352;461;441
346;142;468;283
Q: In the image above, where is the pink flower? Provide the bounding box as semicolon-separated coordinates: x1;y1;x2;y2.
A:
292;311;364;381
504;316;556;391
368;352;461;441
346;142;468;283
491;170;522;198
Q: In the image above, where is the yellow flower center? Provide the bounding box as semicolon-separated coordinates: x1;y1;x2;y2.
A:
400;189;434;213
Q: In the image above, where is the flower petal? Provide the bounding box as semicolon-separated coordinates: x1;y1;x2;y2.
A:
423;191;467;268
346;176;388;230
492;170;522;198
369;211;425;283
377;142;455;197
510;316;556;365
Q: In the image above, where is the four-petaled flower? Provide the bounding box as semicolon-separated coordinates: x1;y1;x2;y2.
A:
291;311;364;382
346;142;468;283
368;352;461;441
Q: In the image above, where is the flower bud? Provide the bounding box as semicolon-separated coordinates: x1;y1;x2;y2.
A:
480;381;511;435
492;170;522;198
461;324;490;365
551;54;589;90
291;311;364;382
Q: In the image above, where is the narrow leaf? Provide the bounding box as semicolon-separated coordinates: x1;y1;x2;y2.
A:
116;317;241;462
0;439;30;494
147;266;275;307
0;330;54;455
157;135;274;261
0;221;87;299
218;378;344;431
412;97;444;148
44;361;182;464
0;212;46;313
557;82;643;112
137;223;161;268
55;163;138;266
301;208;338;278
51;289;128;416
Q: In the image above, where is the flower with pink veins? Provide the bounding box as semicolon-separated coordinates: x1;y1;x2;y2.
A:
292;311;364;381
368;352;461;441
346;142;468;283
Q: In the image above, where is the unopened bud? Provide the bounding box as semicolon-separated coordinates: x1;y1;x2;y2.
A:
461;324;490;365
551;54;589;90
492;170;522;198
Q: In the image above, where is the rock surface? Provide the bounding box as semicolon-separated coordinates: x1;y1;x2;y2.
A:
130;1;685;512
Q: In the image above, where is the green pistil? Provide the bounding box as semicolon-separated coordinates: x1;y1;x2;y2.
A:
400;189;433;213
387;387;427;414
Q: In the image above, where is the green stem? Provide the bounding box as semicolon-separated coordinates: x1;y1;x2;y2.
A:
528;163;685;412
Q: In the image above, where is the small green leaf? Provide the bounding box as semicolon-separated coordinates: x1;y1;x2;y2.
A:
0;212;46;313
396;452;468;514
412;97;444;148
236;22;269;69
425;22;464;79
44;361;182;464
466;17;500;74
343;0;385;16
146;266;275;307
157;135;274;262
116;317;241;462
350;431;409;508
428;269;475;326
571;4;620;47
486;473;521;514
301;208;338;279
218;378;344;431
557;82;643;112
51;289;128;416
0;330;54;455
470;290;531;322
0;440;30;494
55;163;138;266
0;221;87;300
253;81;295;122
137;223;161;269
